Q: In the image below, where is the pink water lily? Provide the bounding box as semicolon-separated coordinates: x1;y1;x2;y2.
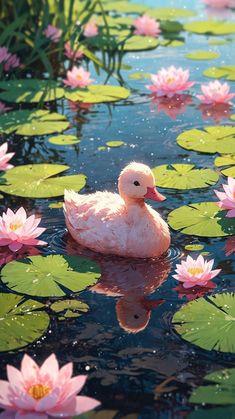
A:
203;0;231;7
83;20;99;37
0;207;47;252
0;46;20;72
0;143;14;170
173;255;221;288
214;177;235;218
63;66;94;88
147;66;195;97
197;80;235;104
0;102;11;113
133;14;161;37
64;42;83;60
0;353;101;418
44;25;62;42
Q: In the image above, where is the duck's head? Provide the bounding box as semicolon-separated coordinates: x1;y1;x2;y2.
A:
118;162;165;203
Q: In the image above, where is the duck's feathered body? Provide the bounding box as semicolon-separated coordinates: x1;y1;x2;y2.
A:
64;163;170;258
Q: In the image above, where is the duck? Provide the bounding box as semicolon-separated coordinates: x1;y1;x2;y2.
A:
64;162;171;258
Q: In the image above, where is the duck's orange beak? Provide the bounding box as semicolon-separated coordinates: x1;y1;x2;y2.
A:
144;186;166;202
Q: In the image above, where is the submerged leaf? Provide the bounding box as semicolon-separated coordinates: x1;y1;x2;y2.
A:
65;85;130;103
1;255;101;297
0;293;49;352
152;164;219;189
173;293;235;353
0;79;64;103
0;164;86;198
168;202;235;237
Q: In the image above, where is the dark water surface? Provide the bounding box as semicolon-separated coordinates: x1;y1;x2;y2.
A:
0;0;235;417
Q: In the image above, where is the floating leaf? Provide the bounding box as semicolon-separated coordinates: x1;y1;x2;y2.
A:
177;126;235;154
214;155;235;178
0;164;86;198
51;299;89;319
48;135;80;145
48;202;63;208
122;36;159;51
65;85;130;103
0;293;49;352
148;8;197;20
203;66;235;81
208;39;231;45
160;39;185;47
101;1;147;14
173;293;235;353
0;110;69;136
221;167;235;177
185;50;219;60
128;72;151;80
160;21;184;33
152;164;219;189
0;79;64;103
184;21;235;35
97;146;106;151
184;244;204;251
1;255;101;297
168;202;235;237
106;141;125;147
189;406;235;419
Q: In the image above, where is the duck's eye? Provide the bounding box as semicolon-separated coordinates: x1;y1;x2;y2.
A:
133;180;140;186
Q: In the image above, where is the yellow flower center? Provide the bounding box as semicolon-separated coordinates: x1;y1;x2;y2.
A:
76;74;82;80
10;222;22;231
27;384;51;400
187;267;204;276
166;77;174;84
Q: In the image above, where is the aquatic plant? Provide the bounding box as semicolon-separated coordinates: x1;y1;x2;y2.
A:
44;24;62;42
133;14;161;37
64;42;84;60
215;177;235;218
0;207;47;252
197;80;235;104
147;66;195;97
0;143;14;171
0;46;20;72
0;353;101;417
173;254;221;288
63;66;94;88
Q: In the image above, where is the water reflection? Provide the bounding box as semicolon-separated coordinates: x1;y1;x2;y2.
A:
0;245;41;267
198;102;233;122
174;282;216;301
150;94;193;120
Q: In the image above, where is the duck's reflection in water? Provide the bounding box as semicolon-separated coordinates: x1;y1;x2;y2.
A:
66;236;171;334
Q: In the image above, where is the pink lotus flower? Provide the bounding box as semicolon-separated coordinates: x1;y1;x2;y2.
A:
0;102;11;113
198;102;232;122
225;236;235;256
64;42;83;60
0;143;14;171
203;0;231;8
197;80;235;105
0;47;11;64
173;255;221;289
63;66;94;88
175;282;216;301
0;47;20;72
147;66;195;97
83;20;99;37
150;94;193;119
44;25;62;42
0;353;101;418
214;177;235;218
133;14;161;37
0;207;47;252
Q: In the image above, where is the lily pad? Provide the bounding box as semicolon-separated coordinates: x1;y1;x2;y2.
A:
101;1;147;14
1;255;101;297
176;126;235;155
203;66;235;81
189;406;235;419
122;36;159;51
65;85;130;103
48;202;64;208
173;293;235;353
51;299;89;319
190;367;235;406
0;164;86;198
184;21;235;35
168;202;235;237
184;244;204;251
152;164;219;189
185;51;219;60
106;141;125;147
0;79;64;103
0;109;69;136
148;8;197;20
128;72;151;80
48;135;80;145
0;293;49;352
214;155;235;178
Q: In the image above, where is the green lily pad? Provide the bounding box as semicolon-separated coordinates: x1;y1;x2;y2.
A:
208;39;231;45
122;36;159;51
148;8;196;20
189;406;235;419
0;79;64;103
168;202;235;237
1;255;101;297
231;114;235;120
0;109;69;136
0;164;86;198
185;50;219;60
0;293;49;352
203;66;235;81
97;146;106;151
152;164;219;189
106;141;125;147
160;39;185;47
176;126;235;155
214;155;235;178
48;135;80;145
51;299;89;319
173;293;235;353
65;85;130;103
101;1;147;14
128;72;151;80
190;367;235;406
184;21;235;35
48;202;64;208
184;244;204;251
160;21;184;33
221;167;235;177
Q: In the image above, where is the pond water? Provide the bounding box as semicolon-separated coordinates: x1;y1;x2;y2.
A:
0;0;235;417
